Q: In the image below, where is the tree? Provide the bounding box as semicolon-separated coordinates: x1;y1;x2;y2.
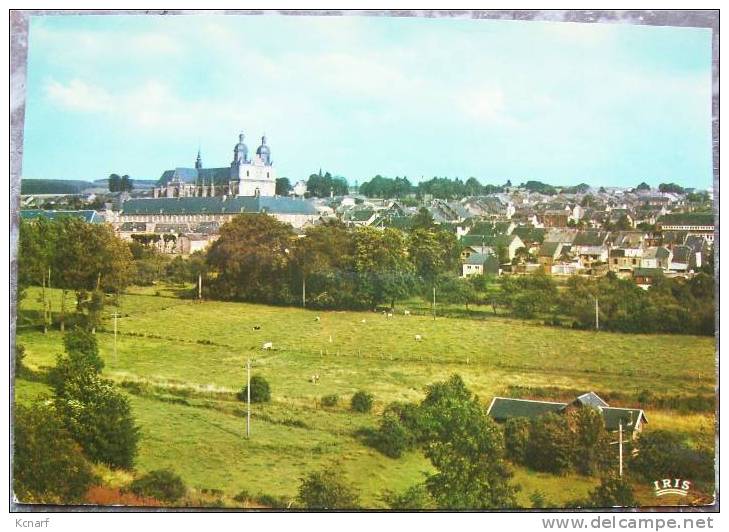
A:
504;417;531;464
108;173;121;192
49;327;105;396
636;182;651;191
419;375;519;509
408;228;460;283
434;273;477;310
206;214;295;304
54;374;139;469
526;413;573;474
13;402;96;504
410;207;435;231
297;468;360;509
566;406;612;475
371;413;415;458
353;227;415;308
658;182;685;194
275;177;292;196
49;217;135;331
129;469;187;503
237;375;271;403
120;175;133;192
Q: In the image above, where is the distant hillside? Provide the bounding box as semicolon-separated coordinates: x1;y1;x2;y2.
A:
21;179;96;195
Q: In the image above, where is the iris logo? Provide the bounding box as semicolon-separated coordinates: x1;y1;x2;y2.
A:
653;478;691;497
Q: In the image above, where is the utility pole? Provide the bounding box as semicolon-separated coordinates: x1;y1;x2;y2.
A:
595;297;599;330
246;358;251;438
302;275;306;308
110;312;120;364
432;286;436;321
198;272;202;300
610;420;626;478
618;420;623;478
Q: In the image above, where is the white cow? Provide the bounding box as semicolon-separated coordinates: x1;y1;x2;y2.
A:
414;334;422;342
386;312;393;319
262;342;273;350
403;310;411;316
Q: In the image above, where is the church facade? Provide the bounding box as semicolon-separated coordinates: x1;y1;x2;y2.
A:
153;132;277;198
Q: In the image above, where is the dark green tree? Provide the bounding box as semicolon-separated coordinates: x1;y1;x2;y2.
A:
237;375;271;403
297;468;360;509
351;391;374;413
526;413;573;474
13;402;96;504
420;375;519;509
275;177;292;196
206;214;295;304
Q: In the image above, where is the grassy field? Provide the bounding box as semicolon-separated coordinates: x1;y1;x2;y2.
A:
14;286;716;508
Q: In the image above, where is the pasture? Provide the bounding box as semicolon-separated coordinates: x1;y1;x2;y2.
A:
14;286;716;508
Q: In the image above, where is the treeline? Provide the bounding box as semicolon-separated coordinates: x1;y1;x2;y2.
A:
471;271;714;336
358;175;507;199
204;215;461;309
306;171;349;197
18;216;135;332
20;179;95;195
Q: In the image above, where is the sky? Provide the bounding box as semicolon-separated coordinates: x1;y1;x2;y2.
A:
21;14;713;189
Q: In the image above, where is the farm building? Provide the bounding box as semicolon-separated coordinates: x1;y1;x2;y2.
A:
486;392;647;438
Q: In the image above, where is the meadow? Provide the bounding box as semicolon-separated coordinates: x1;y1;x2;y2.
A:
14;286;717;508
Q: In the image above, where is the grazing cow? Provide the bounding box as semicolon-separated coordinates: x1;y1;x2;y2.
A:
403;310;411;316
315;316;320;322
253;325;261;331
262;342;273;350
414;334;422;341
361;319;366;324
386;312;393;319
310;374;320;384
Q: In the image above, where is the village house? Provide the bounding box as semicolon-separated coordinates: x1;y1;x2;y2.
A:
570;230;610;270
657;213;715;243
640;247;672;270
461;252;501;277
632;267;664;289
608;248;643;276
487;392;648;439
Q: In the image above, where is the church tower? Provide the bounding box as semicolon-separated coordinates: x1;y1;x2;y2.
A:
195;149;203;170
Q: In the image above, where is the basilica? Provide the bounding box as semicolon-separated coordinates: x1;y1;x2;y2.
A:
153;132;277;198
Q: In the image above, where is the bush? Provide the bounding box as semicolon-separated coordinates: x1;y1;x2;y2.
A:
129;469;187;503
382;484;435;509
254;493;288;508
584;475;637;508
13;402;96;503
49;328;105;396
504;417;530;464
237;375;271;403
297;468;360;509
630;430;714;484
63;327;104;373
373;414;414;458
14;343;25;375
233;489;251;503
526;413;573;475
321;394;339;407
55;374;139;469
350;391;374;413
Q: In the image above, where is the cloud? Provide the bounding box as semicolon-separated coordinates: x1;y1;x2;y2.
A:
45;78;112;112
